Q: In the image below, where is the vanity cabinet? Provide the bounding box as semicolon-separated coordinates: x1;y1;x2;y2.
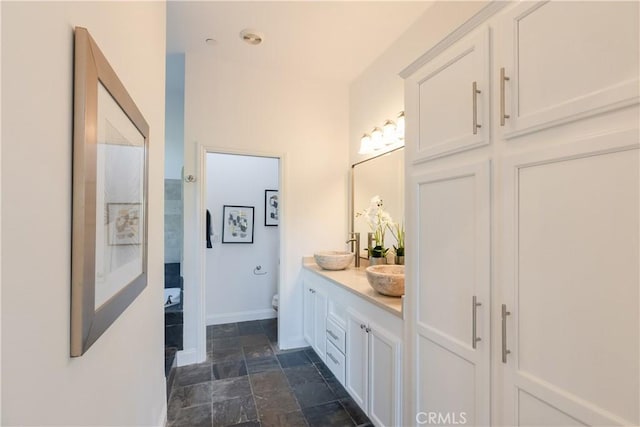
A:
303;281;327;361
302;265;403;427
403;2;639;426
346;310;402;427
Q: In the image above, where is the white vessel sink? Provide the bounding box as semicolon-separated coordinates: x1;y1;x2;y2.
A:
365;265;405;297
314;251;354;271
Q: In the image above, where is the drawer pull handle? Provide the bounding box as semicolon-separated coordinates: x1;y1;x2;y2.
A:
327;330;339;340
327;352;339;364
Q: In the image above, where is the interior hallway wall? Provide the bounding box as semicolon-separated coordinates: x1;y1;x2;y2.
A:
183;53;349;357
1;2;167;425
205;153;279;324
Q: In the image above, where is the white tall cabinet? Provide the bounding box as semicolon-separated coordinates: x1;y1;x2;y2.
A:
403;2;639;426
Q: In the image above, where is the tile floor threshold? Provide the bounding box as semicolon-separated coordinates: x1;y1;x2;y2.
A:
167;319;372;427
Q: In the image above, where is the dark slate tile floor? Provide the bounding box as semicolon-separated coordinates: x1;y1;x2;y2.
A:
168;319;372;427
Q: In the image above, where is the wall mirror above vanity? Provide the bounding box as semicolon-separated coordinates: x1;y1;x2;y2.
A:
351;147;404;259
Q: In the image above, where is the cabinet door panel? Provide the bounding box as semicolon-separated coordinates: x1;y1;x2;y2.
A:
303;283;314;346
407;28;490;163
412;160;491;426
499;1;639;138
369;324;401;427
346;310;369;412
313;288;327;359
501;130;639;425
418;338;475;423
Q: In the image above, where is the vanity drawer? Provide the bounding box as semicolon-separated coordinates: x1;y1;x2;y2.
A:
326;315;346;353
325;339;345;385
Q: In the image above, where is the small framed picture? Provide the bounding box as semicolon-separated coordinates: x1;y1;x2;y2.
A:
265;189;279;226
107;203;142;245
222;205;255;243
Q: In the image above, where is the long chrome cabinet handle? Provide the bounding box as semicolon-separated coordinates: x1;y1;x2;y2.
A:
472;296;482;349
501;304;511;363
327;330;339;340
327;352;339;364
472;81;482;134
500;67;510;126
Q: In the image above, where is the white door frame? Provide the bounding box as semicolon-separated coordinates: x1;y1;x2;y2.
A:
180;142;286;365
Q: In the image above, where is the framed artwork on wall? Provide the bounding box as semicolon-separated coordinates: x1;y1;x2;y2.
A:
222;205;255;243
107;203;142;245
265;189;279;226
71;27;149;357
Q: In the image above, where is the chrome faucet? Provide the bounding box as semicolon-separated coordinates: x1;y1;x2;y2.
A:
346;232;360;268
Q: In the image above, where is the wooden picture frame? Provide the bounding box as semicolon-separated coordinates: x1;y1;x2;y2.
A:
222;205;255;243
71;27;149;356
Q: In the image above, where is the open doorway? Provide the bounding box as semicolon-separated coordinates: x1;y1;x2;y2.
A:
204;152;280;328
180;146;285;366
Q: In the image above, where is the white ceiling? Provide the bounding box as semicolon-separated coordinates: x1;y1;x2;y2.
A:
167;1;433;82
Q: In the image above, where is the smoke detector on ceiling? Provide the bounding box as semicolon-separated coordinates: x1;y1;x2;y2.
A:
240;29;264;46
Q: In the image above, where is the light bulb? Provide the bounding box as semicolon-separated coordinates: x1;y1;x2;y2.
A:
383;119;397;145
359;133;373;154
371;127;383;150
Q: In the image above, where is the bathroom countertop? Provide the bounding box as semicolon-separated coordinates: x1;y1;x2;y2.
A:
302;257;403;318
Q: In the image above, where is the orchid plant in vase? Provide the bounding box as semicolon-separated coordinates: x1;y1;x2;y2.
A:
356;196;393;262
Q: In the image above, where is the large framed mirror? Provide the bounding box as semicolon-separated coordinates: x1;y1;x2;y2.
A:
351;147;404;259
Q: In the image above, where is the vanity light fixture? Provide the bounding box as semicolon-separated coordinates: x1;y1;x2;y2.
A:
357;111;405;155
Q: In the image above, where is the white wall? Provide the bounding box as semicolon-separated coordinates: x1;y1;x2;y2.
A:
349;1;487;165
183;53;349;358
205;153;279;324
1;2;166;426
165;53;185;180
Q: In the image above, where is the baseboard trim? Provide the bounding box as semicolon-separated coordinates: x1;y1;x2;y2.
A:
206;309;277;325
278;336;308;351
